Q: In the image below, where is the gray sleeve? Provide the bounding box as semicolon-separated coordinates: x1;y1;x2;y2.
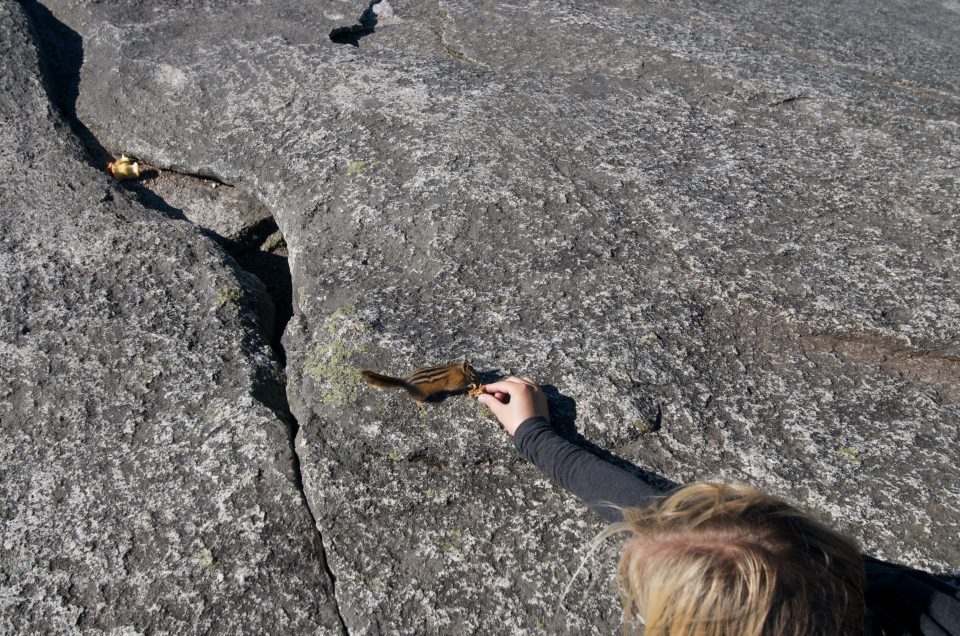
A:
513;416;660;523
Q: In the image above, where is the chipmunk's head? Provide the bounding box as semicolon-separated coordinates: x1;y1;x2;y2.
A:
461;359;479;384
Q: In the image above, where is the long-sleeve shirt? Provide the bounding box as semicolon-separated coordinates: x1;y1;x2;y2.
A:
513;415;960;636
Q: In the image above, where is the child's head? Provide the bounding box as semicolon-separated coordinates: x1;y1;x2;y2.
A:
614;483;865;636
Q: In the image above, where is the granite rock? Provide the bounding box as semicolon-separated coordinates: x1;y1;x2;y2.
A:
132;169;275;243
9;0;960;632
0;2;342;632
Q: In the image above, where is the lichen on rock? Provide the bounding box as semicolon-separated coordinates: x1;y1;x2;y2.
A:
303;305;370;406
214;284;244;310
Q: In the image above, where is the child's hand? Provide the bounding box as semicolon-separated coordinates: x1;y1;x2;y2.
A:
477;377;549;436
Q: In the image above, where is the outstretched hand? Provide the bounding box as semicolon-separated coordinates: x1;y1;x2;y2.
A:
476;376;549;436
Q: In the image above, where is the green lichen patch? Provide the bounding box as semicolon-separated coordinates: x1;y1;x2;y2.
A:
325;304;370;337
836;446;862;463
197;548;217;570
438;528;464;554
424;487;450;503
303;305;371;406
214;285;244;310
260;229;286;253
305;339;363;406
346;159;378;176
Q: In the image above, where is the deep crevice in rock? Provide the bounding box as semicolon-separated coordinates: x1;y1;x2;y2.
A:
24;1;295;364
24;3;349;630
329;0;381;46
112;174;346;626
123;171;350;630
288;419;350;636
217;216;293;365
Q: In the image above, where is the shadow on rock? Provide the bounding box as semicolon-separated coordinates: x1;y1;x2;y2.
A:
542;384;680;493
328;0;381;47
23;0;111;167
23;1;295;367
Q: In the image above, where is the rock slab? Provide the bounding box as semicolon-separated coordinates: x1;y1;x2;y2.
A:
6;0;960;632
0;2;342;632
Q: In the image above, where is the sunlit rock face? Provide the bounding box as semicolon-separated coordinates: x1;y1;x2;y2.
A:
0;3;342;633
4;0;959;632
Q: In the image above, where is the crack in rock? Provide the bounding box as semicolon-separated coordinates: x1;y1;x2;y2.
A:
121;166;349;625
289;416;350;636
21;3;348;628
124;167;348;630
131;164;348;630
435;2;485;67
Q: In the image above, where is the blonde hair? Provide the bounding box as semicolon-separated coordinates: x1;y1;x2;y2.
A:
607;483;865;636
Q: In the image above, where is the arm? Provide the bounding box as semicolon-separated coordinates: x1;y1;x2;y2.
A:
513;415;659;522
864;556;960;635
479;378;660;523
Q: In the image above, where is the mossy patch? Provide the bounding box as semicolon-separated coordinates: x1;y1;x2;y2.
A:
347;159;378;176
197;548;217;570
836;446;862;463
439;528;464;554
305;340;363;406
304;305;370;406
260;229;286;253
214;285;244;310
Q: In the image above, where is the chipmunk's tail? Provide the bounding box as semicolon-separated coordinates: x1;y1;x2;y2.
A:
361;370;409;391
361;370;428;401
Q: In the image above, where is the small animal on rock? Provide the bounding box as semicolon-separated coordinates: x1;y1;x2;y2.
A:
361;360;482;402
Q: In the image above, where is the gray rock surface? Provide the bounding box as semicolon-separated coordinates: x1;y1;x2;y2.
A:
133;169;275;243
0;2;342;632
5;0;960;632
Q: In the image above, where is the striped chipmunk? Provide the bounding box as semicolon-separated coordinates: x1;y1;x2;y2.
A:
361;360;483;402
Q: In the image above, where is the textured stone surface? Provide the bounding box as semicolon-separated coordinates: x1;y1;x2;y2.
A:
134;169;275;242
0;2;342;632
7;0;960;632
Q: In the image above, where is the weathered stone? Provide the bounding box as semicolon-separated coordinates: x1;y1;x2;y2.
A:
132;169;275;243
8;0;960;632
0;2;342;633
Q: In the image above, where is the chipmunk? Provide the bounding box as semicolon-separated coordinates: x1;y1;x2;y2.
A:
361;360;482;402
106;154;141;180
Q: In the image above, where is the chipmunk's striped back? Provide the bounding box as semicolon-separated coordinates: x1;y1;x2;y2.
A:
361;361;479;402
406;364;461;386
